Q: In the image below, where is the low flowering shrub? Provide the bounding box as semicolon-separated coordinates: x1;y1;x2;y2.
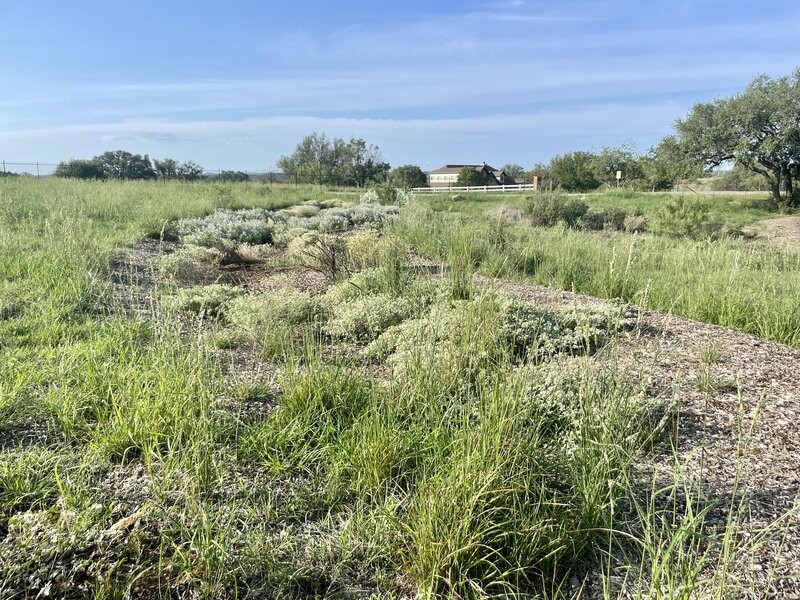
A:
322;268;388;306
158;245;226;281
174;208;276;248
350;204;400;228
282;204;320;218
365;293;635;383
165;284;245;319
228;290;322;335
172;203;402;252
324;293;413;341
501;297;636;358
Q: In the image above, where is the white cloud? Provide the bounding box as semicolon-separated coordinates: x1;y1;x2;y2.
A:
0;101;683;168
2;2;799;167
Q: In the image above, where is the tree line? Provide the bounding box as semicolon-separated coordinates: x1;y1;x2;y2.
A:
53;151;251;182
514;137;702;193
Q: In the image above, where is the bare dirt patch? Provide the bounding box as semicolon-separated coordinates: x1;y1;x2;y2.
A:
755;216;800;249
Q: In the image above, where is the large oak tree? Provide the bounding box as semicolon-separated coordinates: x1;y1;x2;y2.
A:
676;69;800;206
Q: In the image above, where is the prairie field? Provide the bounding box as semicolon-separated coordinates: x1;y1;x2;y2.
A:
0;178;798;598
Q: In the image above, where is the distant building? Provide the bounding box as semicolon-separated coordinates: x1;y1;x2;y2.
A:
427;163;515;188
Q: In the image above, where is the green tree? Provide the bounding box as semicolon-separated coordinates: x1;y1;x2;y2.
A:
391;164;427;189
592;143;645;187
641;136;703;191
154;159;205;181
176;161;204;181
345;138;390;187
676;69;800;206
549;151;599;192
456;166;489;186
501;163;525;179
277;133;389;186
94;150;156;180
153;158;179;179
53;159;106;180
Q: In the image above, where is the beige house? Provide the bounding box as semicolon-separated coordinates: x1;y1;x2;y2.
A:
427;163;515;188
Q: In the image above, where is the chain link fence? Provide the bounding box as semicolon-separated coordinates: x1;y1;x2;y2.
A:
0;161;57;177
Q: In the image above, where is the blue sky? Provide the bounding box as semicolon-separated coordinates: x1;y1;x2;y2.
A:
1;0;799;171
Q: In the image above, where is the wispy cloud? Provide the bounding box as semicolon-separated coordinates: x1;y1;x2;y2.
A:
0;100;684;167
1;1;799;166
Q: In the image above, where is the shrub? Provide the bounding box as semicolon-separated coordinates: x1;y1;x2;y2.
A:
579;209;606;231
158;245;225;281
624;214;647;233
363;185;415;206
174;208;275;248
324;294;413;341
580;207;628;231
165;284;244;319
601;206;628;231
288;233;351;281
282;204;320;218
523;191;588;227
228;290;321;335
350;204;399;228
654;196;721;238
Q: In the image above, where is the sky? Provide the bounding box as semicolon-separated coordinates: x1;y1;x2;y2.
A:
1;0;799;172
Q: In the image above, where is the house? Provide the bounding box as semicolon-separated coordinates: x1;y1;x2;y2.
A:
427;163;515;188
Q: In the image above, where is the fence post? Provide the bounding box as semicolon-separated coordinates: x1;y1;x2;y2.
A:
2;161;5;173
36;162;40;179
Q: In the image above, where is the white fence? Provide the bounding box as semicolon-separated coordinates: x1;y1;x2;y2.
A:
411;183;539;194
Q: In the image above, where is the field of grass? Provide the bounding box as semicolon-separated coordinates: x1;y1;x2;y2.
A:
419;189;776;231
398;190;800;349
0;179;795;598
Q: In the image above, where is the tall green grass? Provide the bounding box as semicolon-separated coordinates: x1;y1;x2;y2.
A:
0;179;793;597
394;203;800;348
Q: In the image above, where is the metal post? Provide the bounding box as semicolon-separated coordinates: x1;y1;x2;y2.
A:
36;162;40;179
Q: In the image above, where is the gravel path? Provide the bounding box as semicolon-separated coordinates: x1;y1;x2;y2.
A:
491;277;800;598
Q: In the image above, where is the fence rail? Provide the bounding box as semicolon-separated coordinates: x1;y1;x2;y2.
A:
0;161;58;177
411;183;540;193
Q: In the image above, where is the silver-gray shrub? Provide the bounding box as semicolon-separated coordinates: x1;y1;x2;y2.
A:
228;290;322;335
174;208;276;247
158;245;226;281
324;293;413;341
164;284;245;319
